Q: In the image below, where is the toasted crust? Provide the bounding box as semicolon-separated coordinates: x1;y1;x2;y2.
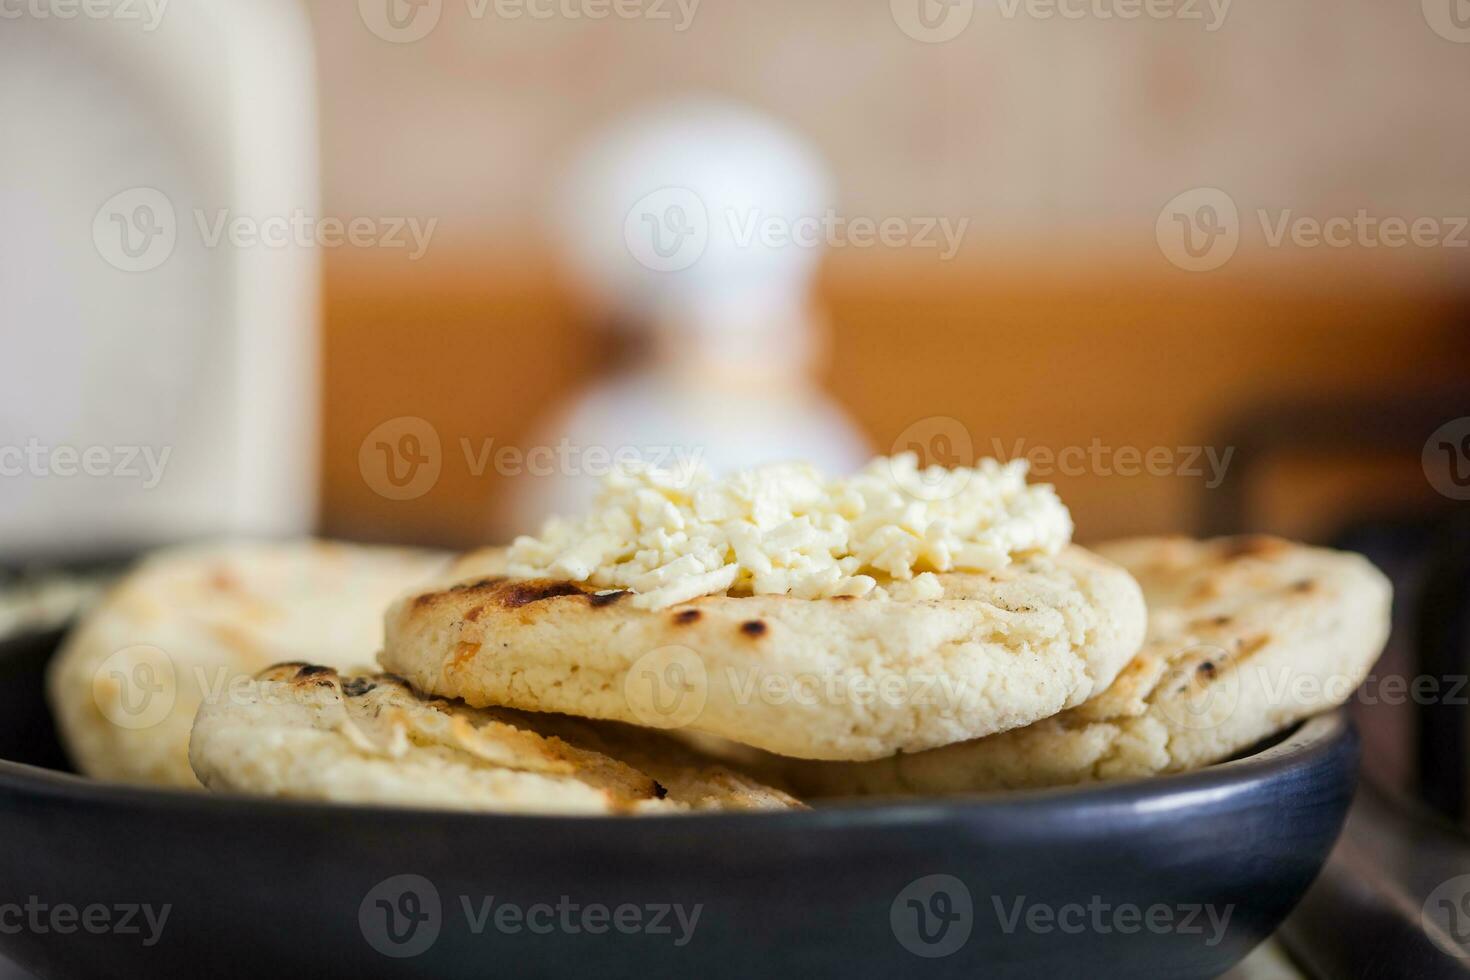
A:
782;536;1392;795
188;663;802;814
46;540;450;789
379;545;1147;760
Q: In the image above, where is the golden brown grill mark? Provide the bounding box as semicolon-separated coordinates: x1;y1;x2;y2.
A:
1219;535;1289;560
450;641;482;671
418;577;639;612
207;568;240;592
413;577;507;608
1190;576;1225;601
1233;633;1272;663
497;581;586;608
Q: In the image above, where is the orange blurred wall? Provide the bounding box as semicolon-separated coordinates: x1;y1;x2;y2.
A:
320;246;1470;549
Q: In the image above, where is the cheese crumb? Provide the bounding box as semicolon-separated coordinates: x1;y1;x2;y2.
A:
505;453;1073;609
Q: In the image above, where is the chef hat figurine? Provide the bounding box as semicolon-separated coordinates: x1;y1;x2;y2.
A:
497;97;871;535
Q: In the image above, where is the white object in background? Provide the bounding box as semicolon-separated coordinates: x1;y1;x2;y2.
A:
498;98;870;536
0;0;319;559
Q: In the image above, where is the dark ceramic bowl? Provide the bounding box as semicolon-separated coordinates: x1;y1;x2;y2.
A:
0;627;1355;980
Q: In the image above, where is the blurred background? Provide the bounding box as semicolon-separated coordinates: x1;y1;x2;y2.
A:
2;0;1469;837
1;5;1469;975
309;0;1469;547
4;0;1467;552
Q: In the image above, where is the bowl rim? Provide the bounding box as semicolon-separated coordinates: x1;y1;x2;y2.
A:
0;711;1356;832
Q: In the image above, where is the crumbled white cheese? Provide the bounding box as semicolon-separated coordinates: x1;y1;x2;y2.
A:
505;453;1073;609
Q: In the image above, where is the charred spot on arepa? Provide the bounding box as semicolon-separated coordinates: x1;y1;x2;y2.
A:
672;609;702;625
412;576;508;609
341;676;378;698
739;619;768;639
412;577;644;614
498;580;589;607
